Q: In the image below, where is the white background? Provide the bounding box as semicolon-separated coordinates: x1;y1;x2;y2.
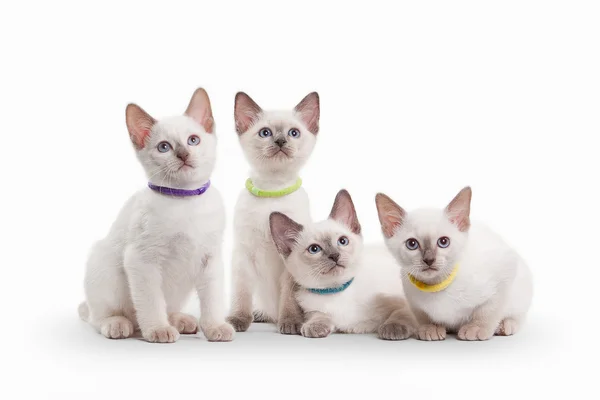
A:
1;1;598;399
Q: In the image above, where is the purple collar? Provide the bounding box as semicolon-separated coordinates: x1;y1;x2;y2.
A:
148;180;211;197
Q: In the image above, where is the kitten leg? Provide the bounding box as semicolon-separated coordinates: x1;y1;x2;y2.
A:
124;248;179;343
227;248;254;332
198;252;234;342
375;295;416;341
253;310;275;323
458;295;507;341
495;317;520;336
99;316;135;339
301;311;333;338
169;312;198;334
277;271;304;335
413;308;446;341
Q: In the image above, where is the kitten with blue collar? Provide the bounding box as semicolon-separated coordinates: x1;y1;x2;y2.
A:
269;190;415;339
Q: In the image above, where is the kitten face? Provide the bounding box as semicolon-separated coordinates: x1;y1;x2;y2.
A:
376;187;472;283
234;92;319;176
126;88;216;188
270;190;362;289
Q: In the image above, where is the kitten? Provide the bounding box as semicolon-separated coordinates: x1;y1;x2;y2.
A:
78;88;234;343
375;187;533;341
269;190;415;340
227;91;319;334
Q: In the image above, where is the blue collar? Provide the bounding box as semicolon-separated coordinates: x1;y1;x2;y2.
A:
306;278;354;295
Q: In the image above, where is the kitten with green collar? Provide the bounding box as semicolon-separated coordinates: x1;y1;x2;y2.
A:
269;190;415;339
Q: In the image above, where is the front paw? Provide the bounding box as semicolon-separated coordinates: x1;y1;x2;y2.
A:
202;323;235;342
378;322;413;341
278;318;302;335
458;323;494;341
226;313;252;332
417;324;446;341
169;312;198;334
143;326;180;343
301;321;331;338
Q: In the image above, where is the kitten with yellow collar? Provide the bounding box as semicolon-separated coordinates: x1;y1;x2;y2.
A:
270;190;415;340
375;187;533;341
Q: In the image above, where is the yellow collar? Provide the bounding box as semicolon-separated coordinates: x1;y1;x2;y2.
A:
408;264;459;293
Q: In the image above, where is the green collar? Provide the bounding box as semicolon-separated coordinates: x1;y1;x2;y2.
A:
245;177;302;198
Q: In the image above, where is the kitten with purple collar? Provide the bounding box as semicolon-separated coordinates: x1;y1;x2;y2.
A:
376;187;533;341
269;190;416;340
78;89;233;343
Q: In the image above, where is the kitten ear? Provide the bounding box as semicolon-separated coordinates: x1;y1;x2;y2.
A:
375;193;406;239
329;189;361;235
234;92;262;135
185;88;214;133
269;212;304;258
126;104;156;149
445;186;472;232
294;92;320;134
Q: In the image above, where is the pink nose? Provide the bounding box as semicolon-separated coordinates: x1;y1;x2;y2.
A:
177;151;189;161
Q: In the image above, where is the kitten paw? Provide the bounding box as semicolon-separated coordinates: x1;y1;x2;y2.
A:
416;324;446;341
169;312;198;334
143;326;180;343
278;318;303;335
301;322;331;338
253;310;274;323
378;322;413;340
457;323;494;341
202;323;234;342
495;318;519;336
226;313;252;332
100;316;134;339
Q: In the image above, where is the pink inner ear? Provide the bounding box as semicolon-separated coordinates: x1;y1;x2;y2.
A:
295;92;320;134
185;88;214;134
235;92;262;134
126;104;156;149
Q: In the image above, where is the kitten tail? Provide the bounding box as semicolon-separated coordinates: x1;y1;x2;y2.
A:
78;301;89;322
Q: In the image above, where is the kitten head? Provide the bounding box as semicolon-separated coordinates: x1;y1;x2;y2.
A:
125;88;216;189
234;92;319;176
375;187;472;283
269;190;363;289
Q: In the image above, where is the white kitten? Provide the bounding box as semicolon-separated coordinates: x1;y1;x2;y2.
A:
227;92;319;334
79;88;234;343
376;187;533;341
269;190;415;340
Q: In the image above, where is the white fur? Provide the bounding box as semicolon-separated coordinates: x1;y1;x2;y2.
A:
384;206;533;337
80;104;233;343
230;103;317;325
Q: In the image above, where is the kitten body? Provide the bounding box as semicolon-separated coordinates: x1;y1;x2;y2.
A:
376;188;533;341
270;191;415;340
79;89;233;343
228;92;320;334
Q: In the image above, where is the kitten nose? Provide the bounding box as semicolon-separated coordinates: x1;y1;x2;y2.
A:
329;253;340;262
423;258;436;266
274;138;287;147
177;151;189;161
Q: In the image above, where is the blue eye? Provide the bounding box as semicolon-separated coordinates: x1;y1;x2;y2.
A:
308;244;322;254
157;142;171;153
259;128;272;138
337;236;349;246
437;237;450;248
405;238;419;250
288;128;301;138
187;135;200;146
